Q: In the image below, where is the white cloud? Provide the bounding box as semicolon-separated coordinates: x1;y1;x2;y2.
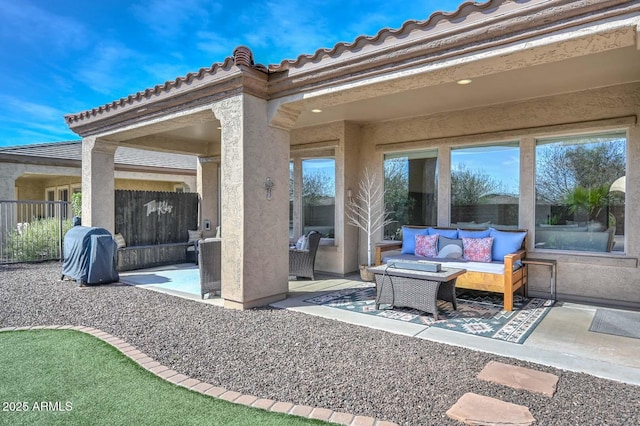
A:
0;95;64;121
0;96;76;145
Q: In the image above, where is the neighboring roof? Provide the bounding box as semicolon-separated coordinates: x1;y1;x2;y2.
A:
0;141;197;172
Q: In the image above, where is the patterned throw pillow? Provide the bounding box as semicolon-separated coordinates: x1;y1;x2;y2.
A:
113;233;126;249
415;234;438;257
462;237;493;262
437;243;463;259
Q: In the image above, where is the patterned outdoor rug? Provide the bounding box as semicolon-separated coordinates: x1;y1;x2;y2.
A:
305;286;554;344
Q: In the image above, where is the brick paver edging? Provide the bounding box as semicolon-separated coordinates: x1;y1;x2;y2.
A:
0;325;398;426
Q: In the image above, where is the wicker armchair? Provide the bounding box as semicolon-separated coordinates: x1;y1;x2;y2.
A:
289;231;321;280
198;238;221;299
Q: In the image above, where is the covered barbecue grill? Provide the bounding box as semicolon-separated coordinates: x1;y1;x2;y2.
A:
61;226;119;286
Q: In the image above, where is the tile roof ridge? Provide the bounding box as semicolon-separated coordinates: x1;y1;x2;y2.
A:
268;0;497;72
64;47;268;125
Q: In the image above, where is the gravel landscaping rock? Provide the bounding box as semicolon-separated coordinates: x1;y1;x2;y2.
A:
1;262;639;425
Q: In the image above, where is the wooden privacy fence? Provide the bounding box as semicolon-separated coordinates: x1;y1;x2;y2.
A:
114;190;199;246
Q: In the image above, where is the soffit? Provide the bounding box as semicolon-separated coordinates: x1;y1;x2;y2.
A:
293;44;640;128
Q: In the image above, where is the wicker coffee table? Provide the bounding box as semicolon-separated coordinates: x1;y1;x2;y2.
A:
367;264;466;320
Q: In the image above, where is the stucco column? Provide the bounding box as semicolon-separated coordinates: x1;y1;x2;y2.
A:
0;165;25;249
0;164;24;201
626;124;640;257
81;137;117;232
213;93;290;309
437;145;451;227
520;136;536;241
197;156;220;237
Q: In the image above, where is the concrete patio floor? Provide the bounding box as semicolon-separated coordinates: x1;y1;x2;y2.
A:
120;266;640;387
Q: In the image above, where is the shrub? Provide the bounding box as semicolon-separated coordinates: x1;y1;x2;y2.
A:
4;217;73;261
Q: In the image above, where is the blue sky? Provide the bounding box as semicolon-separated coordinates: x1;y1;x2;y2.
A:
0;0;462;147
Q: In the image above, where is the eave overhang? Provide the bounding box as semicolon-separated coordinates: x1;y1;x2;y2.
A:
65;47;270;138
267;0;640;101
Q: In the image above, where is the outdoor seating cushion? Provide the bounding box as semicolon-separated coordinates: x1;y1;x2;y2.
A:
383;254;509;274
427;227;458;239
489;228;527;261
415;234;438;257
458;228;491;238
401;227;429;254
462;237;493;263
437;236;463;253
188;229;203;243
113;233;126;248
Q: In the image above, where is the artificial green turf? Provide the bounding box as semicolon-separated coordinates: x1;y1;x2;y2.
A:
0;330;332;426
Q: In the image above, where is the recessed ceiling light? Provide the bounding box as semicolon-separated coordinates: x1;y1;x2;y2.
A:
311;108;322;113
456;79;472;85
216;126;222;130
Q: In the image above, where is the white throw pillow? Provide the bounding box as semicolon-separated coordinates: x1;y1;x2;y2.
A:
113;233;126;249
188;229;203;243
295;235;308;250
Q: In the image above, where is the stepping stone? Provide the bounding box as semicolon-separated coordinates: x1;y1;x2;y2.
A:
447;393;535;426
478;361;559;397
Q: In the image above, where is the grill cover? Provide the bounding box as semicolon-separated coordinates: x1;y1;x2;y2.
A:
61;226;119;285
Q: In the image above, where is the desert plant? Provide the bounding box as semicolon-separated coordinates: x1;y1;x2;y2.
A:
4;217;73;261
564;185;610;222
71;192;82;218
346;169;396;267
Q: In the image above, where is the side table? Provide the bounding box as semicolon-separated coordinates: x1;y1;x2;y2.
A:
522;258;557;299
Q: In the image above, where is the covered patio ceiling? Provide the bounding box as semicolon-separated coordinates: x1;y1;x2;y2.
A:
294;45;640;128
121;41;640;152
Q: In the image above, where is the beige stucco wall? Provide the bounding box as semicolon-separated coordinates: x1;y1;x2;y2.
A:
3;161;196;202
214;93;290;309
359;82;640;308
298;82;639;308
290;121;362;275
1;164;81;201
114;179;176;192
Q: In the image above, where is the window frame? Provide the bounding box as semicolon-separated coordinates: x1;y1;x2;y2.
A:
532;129;627;255
289;153;337;245
449;141;521;229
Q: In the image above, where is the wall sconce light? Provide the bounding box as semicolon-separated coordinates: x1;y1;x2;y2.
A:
264;177;275;200
347;188;353;203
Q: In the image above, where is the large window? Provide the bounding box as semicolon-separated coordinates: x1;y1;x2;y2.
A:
384;150;438;239
289;158;336;239
450;142;520;229
535;132;626;253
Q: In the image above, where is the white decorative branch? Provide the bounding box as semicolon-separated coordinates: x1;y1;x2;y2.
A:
346;169;395;267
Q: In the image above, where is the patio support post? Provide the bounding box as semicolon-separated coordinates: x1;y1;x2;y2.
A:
197;156;219;237
212;93;291;309
81;136;117;232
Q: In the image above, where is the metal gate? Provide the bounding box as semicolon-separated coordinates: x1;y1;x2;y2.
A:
0;200;72;263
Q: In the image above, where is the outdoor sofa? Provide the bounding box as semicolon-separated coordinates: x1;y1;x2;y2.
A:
375;226;528;311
